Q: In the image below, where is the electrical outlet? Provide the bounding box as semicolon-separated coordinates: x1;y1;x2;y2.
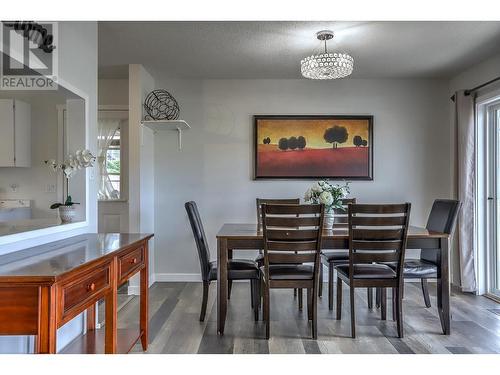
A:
45;184;56;193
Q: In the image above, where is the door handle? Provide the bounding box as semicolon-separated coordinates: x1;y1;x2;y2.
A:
488;197;495;200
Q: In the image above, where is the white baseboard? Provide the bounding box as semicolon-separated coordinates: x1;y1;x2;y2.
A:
148;273;441;284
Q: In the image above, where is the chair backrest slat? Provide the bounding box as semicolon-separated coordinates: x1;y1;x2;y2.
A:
266;229;320;241
262;203;325;273
256;198;300;228
268;253;316;264
267;241;318;251
265;204;322;215
265;216;320;227
350;203;409;214
348;203;411;278
352;228;404;241
351;215;406;226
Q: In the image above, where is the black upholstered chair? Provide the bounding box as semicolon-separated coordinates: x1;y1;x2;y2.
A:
386;199;461;309
261;203;325;339
336;203;411;338
319;198;358;309
185;201;260;322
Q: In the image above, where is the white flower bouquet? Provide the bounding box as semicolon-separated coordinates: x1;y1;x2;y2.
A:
304;180;350;212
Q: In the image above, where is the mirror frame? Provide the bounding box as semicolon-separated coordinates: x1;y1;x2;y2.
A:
0;77;91;249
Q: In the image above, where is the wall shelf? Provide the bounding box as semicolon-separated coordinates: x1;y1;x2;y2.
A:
140;120;191;150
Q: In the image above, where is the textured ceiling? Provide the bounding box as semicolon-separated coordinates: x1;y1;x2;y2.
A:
98;21;500;79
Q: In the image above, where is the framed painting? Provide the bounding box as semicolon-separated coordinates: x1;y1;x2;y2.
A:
254;115;373;180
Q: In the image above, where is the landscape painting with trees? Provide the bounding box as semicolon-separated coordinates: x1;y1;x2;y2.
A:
254;115;373;179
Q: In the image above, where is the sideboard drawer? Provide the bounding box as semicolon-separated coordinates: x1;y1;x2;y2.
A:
118;246;144;282
61;263;111;317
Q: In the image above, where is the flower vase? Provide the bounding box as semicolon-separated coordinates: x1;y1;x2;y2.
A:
324;210;335;229
59;205;76;223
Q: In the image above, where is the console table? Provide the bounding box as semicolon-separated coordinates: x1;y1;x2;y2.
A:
0;233;153;354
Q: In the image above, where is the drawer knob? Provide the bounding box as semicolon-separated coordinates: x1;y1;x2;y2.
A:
129;258;138;264
87;283;96;292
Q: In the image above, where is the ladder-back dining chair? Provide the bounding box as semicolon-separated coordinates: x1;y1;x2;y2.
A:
185;201;260;322
319;198;357;309
336;203;411;338
256;198;305;307
261;203;325;339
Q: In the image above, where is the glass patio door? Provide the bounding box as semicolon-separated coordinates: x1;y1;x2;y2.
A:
487;101;500;298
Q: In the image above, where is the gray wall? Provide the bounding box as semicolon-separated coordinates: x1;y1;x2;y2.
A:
152;78;451;279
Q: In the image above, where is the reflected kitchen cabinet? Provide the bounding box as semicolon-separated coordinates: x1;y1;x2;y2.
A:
0;99;31;167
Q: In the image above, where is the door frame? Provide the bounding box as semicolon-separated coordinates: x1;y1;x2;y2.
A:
477;90;500;299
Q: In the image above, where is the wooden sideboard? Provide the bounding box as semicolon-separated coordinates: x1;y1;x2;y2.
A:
0;233;153;354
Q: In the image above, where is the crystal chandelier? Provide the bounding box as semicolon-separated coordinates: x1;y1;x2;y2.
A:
301;30;354;80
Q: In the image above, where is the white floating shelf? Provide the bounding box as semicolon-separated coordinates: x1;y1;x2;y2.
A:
141;120;191;150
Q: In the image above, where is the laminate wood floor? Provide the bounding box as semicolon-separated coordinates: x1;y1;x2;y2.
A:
115;281;500;354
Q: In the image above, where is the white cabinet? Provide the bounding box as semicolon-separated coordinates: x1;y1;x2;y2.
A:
0;99;31;167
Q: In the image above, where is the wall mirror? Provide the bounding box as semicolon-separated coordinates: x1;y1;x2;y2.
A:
0;82;88;237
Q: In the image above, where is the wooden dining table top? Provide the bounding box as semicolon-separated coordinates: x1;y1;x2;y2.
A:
216;223;449;239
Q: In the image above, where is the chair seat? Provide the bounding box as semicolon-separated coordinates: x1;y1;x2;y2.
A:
260;264;314;280
321;250;349;264
208;259;260;281
386;259;438;278
336;264;397;279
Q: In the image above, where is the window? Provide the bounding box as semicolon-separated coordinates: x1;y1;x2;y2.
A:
106;129;121;197
98;110;127;201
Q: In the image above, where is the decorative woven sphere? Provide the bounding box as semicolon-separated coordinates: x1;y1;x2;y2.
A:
143;89;180;120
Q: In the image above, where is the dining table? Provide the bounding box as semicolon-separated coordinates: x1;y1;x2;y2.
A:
216;223;451;336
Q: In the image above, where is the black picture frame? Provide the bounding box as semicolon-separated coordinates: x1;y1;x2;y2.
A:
253;115;373;180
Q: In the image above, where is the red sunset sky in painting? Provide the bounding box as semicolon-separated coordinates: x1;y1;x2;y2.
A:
255;118;371;178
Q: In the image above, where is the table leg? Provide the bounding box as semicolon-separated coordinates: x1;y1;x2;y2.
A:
437;237;451;335
36;286;57;354
86;303;96;332
140;242;149;350
105;258;117;354
217;237;228;335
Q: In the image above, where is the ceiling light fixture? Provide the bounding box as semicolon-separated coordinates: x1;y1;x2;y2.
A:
301;30;354;80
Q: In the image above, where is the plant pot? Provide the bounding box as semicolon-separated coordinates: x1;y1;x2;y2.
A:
324;210;335;229
59;205;76;223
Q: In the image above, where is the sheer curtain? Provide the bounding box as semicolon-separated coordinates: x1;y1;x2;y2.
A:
98;118;120;200
455;90;477;292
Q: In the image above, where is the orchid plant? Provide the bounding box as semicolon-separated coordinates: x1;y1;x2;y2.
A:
304;180;350;212
45;149;96;209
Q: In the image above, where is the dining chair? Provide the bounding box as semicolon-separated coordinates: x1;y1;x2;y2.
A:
385;199;461;312
261;203;325;339
185;201;260;322
336;203;411;338
319;198;357;310
255;198;304;307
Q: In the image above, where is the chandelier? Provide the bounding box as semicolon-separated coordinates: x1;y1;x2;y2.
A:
301;30;354;80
